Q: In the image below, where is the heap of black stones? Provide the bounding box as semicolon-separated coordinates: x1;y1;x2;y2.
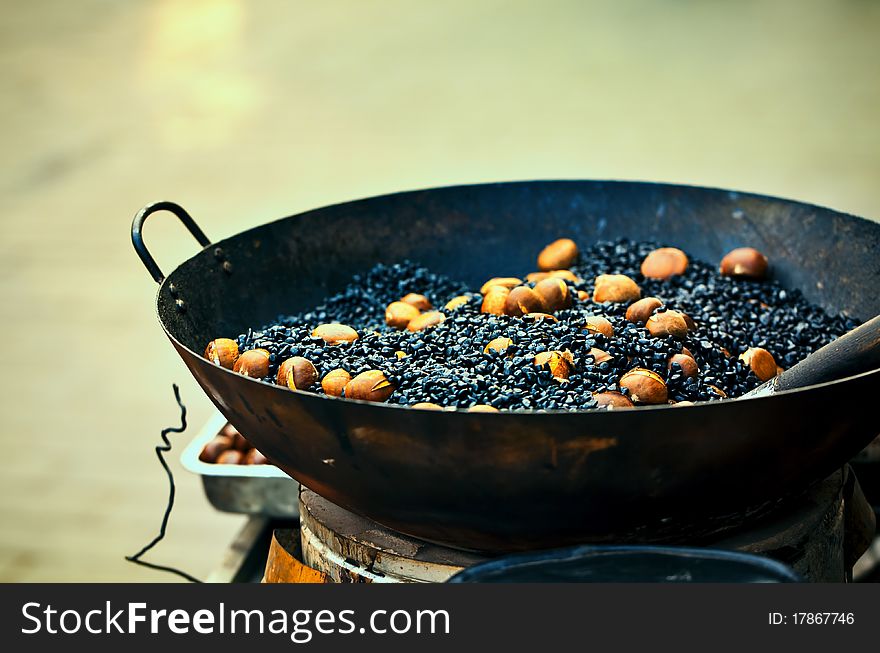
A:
232;239;856;410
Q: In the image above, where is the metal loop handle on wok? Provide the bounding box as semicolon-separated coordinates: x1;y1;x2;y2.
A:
131;201;211;284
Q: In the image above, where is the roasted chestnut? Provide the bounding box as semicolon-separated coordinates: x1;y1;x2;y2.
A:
484;337;514;354
739;347;777;382
407;311;446;331
720;247;768;279
401;293;433;311
311;324;359;345
593;392;634;409
640;247;688;279
276;356;319;390
504;286;548;317
233;348;270;378
619;368;668;404
533;277;572;312
385;301;420;329
481;286;510;315
593;274;641;303
204;338;240;369
646;310;690;340
344;370;396;402
537;238;579;271
534;350;574;380
321;368;351;397
625;297;662;324
582;315;614;338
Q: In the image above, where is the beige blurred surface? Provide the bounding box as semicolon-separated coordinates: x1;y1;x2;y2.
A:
0;0;878;581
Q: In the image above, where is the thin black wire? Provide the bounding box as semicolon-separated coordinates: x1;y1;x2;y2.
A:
125;384;203;583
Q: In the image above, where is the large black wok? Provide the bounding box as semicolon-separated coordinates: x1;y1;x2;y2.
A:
132;181;880;552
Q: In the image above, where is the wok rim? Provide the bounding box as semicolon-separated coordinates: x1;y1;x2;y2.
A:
152;178;880;417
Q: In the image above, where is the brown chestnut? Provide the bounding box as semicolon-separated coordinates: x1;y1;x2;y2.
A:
640;247;689;279
582;315;614;338
481;286;510;315
739;347;777;382
445;295;471;311
479;277;522;294
593;392;634;409
707;385;727;398
522;312;558;323
534;350;574;380
321;368;351;397
311;323;359;345
244;448;270;465
577;290;590;302
525;271;550;283
619;368;668;404
412;402;443;410
504;286;548;317
484;337;514;354
199;435;233;463
625;297;662;324
533;278;572;312
537;238;579;271
667;353;699;378
230;430;250;452
720;247;768;279
204;338;240;369
588;348;612;364
385;301;420;329
407;311;446;331
233;348;270;378
277;356;318;390
645;310;690;340
593;274;641;303
467;404;500;413
344;370;396;402
401;293;432;311
216;449;244;465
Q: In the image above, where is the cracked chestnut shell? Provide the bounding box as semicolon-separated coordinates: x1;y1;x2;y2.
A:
739;347;777;382
504;286;548;317
344;370;396;402
484;337;514;354
276;356;319;390
534;350;574;380
233;348;270;378
619;368;668;404
582;315;614;338
204;338;240;369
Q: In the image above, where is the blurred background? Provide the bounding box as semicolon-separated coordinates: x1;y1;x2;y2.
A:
0;0;878;581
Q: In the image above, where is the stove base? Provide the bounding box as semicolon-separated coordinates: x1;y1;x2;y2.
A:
264;467;874;583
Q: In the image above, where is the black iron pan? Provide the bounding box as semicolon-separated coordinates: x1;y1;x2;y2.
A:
132;181;880;551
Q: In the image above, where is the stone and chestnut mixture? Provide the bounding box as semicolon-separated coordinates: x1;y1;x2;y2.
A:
202;239;856;411
199;423;271;466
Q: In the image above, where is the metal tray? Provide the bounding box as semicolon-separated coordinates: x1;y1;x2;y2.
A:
181;412;299;518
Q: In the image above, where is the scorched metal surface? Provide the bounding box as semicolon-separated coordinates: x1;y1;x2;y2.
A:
132;181;880;552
